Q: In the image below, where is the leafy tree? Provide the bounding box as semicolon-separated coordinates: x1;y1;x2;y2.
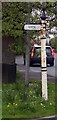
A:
2;2;57;83
2;2;57;54
2;2;31;55
50;37;57;49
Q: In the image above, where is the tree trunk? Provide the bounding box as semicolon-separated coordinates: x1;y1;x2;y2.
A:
2;36;16;83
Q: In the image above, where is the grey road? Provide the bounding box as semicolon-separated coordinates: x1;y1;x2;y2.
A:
17;116;56;120
15;53;57;82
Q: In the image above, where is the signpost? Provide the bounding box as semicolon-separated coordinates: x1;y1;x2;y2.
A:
24;9;48;100
24;24;41;30
40;23;48;100
25;30;30;86
40;9;48;101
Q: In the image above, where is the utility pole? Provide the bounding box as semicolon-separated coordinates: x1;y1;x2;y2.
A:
40;8;48;101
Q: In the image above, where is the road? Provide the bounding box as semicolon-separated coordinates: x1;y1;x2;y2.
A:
18;116;56;120
15;53;57;82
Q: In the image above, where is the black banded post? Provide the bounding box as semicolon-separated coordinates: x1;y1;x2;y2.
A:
40;8;48;101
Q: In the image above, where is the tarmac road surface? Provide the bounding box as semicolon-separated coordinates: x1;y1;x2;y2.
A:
15;53;57;82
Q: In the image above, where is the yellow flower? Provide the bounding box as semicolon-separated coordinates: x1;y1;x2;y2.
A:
7;105;10;107
15;103;17;106
40;103;43;106
13;103;15;105
50;103;52;105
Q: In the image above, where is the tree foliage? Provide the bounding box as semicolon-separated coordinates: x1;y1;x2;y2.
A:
2;2;57;36
2;2;57;54
50;37;57;49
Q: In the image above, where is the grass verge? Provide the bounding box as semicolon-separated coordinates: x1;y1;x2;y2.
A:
2;79;57;119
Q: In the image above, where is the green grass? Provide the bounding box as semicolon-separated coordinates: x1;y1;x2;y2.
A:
0;81;2;119
0;92;2;119
2;79;57;119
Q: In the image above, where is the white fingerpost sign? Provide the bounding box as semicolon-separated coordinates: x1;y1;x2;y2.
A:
24;24;41;30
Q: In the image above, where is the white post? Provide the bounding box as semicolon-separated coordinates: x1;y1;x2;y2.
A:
40;20;48;101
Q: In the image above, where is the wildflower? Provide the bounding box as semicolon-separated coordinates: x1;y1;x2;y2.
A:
15;103;17;106
43;105;45;108
40;103;43;106
50;102;52;105
7;105;10;107
13;103;15;105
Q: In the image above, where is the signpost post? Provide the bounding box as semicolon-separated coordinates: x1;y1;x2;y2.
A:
24;10;48;100
24;24;41;86
25;30;30;86
40;9;48;101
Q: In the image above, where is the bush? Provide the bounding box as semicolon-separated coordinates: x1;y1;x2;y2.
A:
50;37;57;49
